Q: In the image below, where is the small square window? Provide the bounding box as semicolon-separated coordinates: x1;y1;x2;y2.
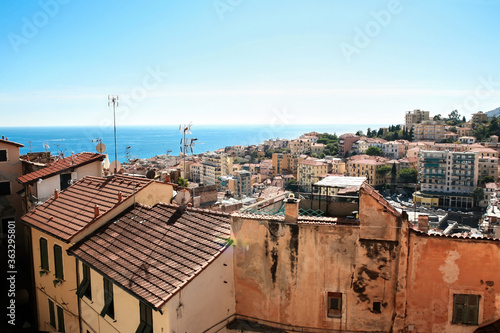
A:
0;150;7;162
327;292;342;318
452;294;479;325
372;302;381;313
0;181;11;196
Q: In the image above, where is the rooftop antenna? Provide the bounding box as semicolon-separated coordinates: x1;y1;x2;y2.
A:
108;95;119;174
43;142;50;152
92;138;106;154
125;146;132;163
28;140;32;153
179;122;197;179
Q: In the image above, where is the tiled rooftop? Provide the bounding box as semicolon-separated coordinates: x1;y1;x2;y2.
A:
21;175;153;241
69;203;231;309
0;138;24;147
17;152;105;184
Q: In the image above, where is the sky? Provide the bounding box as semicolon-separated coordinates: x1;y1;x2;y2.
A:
1;0;500;127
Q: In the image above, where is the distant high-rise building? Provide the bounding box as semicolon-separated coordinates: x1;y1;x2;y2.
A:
405;109;430;130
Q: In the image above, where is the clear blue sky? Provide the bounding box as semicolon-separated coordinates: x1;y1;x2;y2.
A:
1;0;499;127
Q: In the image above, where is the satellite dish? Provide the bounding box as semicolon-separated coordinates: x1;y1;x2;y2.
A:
96;143;107;153
174;189;191;205
109;160;122;173
146;170;155;179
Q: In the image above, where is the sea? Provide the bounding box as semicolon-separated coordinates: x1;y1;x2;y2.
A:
1;124;384;163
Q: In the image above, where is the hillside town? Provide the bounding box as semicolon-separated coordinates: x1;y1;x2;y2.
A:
1;108;500;332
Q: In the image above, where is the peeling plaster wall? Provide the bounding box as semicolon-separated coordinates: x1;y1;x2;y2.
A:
231;212;406;332
406;234;500;332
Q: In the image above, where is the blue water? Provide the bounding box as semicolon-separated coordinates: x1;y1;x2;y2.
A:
0;124;383;162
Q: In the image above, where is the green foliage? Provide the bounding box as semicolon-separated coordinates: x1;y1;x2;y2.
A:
479;175;495;185
250;150;258;161
365;146;383;156
471;187;485;207
316;133;339;156
398;168;417;183
285;179;297;191
177;177;189;187
377;165;392;176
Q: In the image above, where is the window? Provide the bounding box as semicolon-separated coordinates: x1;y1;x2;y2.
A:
60;173;72;191
76;263;91;300
57;305;65;332
101;278;114;319
453;294;479;325
0;181;11;196
40;238;49;271
54;244;64;280
48;299;56;328
372;302;381;313
0;149;7;162
136;302;153;333
327;292;342;318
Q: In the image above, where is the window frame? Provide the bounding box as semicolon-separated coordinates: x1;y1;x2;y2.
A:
0;149;7;162
40;238;49;271
101;278;114;319
57;305;65;333
76;263;91;300
452;294;480;325
327;292;342;318
0;180;11;196
48;298;56;329
53;244;64;280
136;301;153;333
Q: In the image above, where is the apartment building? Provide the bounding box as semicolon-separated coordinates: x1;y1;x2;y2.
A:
21;175;173;333
297;159;329;187
415;150;479;209
352;138;386;155
382;140;406;159
200;152;233;186
338;133;361;157
405;109;430;130
471;111;488;123
412;120;446;142
289;139;312;155
272;153;305;177
471;147;499;181
346;157;389;187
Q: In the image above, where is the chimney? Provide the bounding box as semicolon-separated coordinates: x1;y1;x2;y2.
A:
118;191;123;202
284;193;300;224
1;136;3;140
418;215;429;234
94;205;100;218
54;189;59;199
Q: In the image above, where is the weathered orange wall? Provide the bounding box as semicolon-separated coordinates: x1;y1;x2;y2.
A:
232;188;407;332
406;233;500;332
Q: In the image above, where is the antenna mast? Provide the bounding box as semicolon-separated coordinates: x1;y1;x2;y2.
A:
179;122;197;181
108;95;119;174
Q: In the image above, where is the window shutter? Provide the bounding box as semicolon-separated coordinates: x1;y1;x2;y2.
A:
57;305;65;333
54;245;63;280
48;299;56;328
40;238;49;271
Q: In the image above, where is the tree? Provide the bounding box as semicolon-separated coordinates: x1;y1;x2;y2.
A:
448;110;461;125
479;176;495;185
398;168;417;183
391;163;397;185
285;179;297;191
377;165;392;184
366;146;383;156
356;130;363;136
250;150;258;161
177;177;189;187
433;114;442;121
471;187;485;208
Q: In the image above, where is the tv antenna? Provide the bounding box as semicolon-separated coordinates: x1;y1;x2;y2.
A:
43;142;50;152
108;95;119;174
179;122;197;179
92;138;107;154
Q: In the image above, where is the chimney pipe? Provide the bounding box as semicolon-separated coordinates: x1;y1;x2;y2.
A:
284;193;300;224
118;191;123;202
94;205;100;218
54;189;59;199
418;215;429;234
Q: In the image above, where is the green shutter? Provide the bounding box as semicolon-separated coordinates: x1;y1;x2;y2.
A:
57;305;65;333
48;299;56;328
101;279;114;319
40;238;49;271
54;245;63;280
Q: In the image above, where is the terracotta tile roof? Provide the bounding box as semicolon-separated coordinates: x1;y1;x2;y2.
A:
0;138;24;147
17;152;105;184
68;203;231;309
21;175;153;242
299;160;327;166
